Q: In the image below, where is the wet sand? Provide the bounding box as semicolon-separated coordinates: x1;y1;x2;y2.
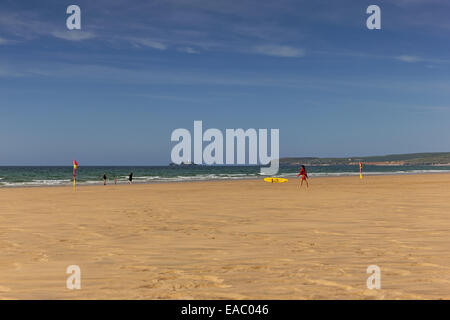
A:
0;174;449;299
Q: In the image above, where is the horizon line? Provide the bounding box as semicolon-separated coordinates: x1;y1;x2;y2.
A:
1;151;450;167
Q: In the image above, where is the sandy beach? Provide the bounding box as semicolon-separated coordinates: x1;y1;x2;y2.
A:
0;174;449;299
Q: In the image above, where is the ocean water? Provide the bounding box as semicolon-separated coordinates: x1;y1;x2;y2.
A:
1;165;450;187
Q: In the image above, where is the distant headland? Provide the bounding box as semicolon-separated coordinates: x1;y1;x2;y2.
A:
280;152;450;166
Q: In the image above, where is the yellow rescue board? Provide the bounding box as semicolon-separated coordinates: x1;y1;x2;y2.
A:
264;177;288;183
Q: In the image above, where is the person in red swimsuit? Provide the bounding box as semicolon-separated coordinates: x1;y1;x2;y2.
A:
297;165;309;188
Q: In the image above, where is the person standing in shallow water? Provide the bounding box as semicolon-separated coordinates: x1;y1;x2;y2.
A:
103;173;107;185
297;165;309;188
128;172;133;184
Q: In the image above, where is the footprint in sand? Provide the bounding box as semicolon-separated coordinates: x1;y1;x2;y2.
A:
121;265;157;272
382;267;412;276
0;286;11;292
306;278;355;292
138;271;232;290
13;262;22;270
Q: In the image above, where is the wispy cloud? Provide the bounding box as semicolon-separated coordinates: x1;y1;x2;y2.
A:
0;65;25;77
130;38;167;50
51;31;96;41
395;54;450;64
0;1;448;63
390;0;450;7
10;60;446;93
0;11;47;40
177;47;200;54
316;50;450;66
253;45;305;58
0;11;95;42
396;55;422;63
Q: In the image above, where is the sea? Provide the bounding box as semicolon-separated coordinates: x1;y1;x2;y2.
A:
1;165;450;188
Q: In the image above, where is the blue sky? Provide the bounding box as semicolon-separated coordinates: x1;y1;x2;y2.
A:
0;0;449;165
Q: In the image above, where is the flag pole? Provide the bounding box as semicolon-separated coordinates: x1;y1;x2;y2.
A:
360;162;363;180
73;160;77;189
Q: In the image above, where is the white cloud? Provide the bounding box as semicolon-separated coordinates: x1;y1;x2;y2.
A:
395;54;450;64
253;45;304;58
131;38;167;50
396;55;422;63
51;31;96;41
177;46;199;54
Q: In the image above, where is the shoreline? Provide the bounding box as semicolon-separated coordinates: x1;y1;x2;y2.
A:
1;170;450;190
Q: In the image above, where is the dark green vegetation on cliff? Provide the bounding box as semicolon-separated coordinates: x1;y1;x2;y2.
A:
281;153;450;166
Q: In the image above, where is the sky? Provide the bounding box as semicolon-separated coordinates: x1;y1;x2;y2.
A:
0;0;449;165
